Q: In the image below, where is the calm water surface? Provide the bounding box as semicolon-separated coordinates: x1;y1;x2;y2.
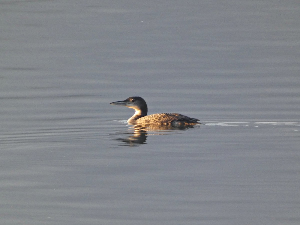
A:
1;0;300;225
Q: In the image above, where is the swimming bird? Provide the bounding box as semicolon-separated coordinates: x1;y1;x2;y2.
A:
110;96;199;126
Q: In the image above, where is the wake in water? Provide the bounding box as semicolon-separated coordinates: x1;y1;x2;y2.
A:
203;121;299;131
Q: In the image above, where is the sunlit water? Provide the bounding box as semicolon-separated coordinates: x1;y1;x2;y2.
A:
1;1;300;225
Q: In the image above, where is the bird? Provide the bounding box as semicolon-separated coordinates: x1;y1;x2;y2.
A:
110;96;199;127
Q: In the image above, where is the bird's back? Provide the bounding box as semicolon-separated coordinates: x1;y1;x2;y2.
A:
136;113;199;125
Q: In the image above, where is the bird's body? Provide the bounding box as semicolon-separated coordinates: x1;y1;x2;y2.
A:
110;96;199;126
134;113;199;125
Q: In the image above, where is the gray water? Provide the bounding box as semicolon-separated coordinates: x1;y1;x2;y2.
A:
1;0;300;224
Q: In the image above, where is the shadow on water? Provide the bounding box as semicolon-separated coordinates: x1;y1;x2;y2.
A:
111;123;200;147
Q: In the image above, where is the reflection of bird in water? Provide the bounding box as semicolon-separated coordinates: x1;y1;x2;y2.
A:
110;96;200;127
115;129;148;146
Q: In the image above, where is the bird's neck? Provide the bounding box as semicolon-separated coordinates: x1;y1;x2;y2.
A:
127;109;147;124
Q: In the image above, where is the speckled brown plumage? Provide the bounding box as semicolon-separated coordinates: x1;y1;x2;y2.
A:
135;113;199;125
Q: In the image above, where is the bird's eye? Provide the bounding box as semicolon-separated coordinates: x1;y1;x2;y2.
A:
130;98;135;102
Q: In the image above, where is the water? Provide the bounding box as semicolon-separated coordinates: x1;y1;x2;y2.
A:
1;0;300;224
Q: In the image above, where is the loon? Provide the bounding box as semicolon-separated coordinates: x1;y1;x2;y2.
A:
110;96;199;126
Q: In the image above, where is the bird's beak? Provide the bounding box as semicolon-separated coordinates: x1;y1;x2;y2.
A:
110;100;127;106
